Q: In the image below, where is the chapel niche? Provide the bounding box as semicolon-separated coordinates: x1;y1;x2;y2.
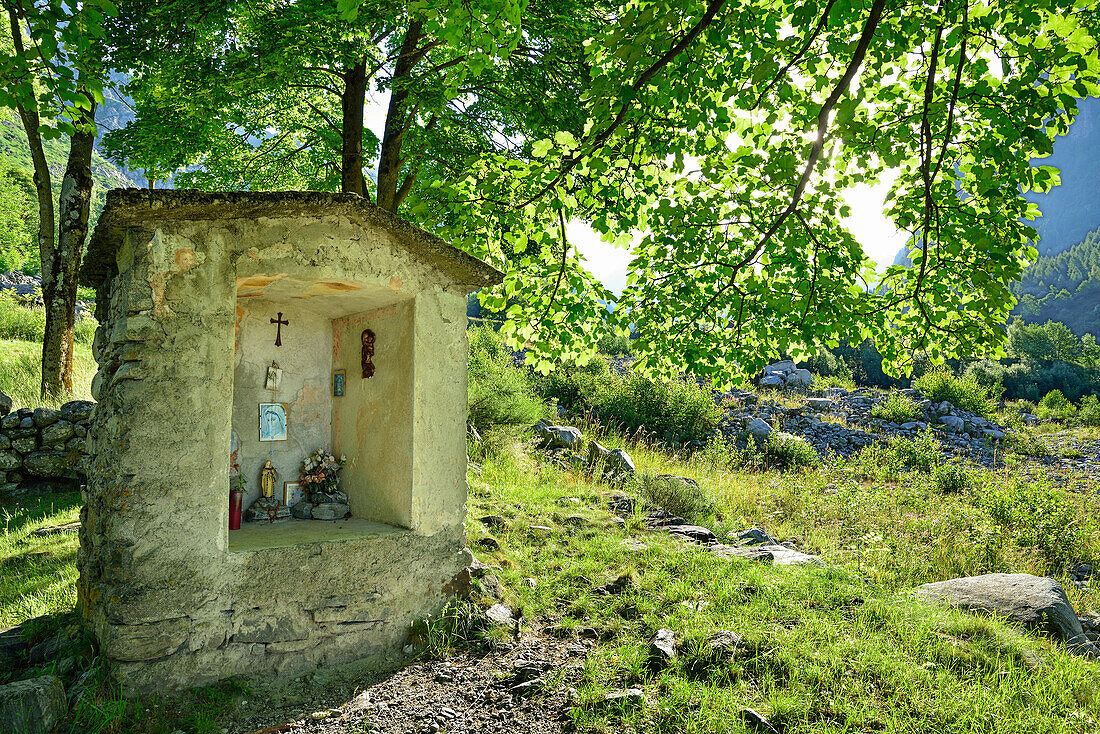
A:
229;273;416;549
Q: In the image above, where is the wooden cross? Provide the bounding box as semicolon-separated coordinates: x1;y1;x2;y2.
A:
270;312;288;347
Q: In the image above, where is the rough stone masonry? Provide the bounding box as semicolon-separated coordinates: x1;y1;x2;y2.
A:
77;189;502;695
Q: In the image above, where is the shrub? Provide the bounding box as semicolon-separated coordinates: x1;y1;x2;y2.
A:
983;479;1092;570
855;430;941;478
870;393;923;423
1035;389;1076;421
0;292;96;344
815;373;856;391
1074;394;1100;427
932;463;971;494
804;349;850;379
597;330;633;356
761;431;819;470
914;368;993;416
539;364;721;445
637;473;712;520
467;326;548;429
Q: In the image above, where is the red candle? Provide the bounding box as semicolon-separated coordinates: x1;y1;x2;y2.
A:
229;489;243;530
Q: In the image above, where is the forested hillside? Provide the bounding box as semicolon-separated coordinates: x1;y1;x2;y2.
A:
1012;226;1100;336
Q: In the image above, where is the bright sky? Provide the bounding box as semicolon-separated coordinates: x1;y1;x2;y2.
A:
365;95;910;295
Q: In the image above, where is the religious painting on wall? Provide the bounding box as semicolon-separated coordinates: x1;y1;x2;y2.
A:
332;369;345;397
265;361;282;391
283;481;302;507
259;403;288;441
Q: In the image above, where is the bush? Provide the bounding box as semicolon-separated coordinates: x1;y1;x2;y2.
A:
1035;389;1076;421
700;432;818;472
983;479;1092;570
814;373;857;390
1074;394;1100;427
597;330;633;356
804;349;850;379
467;326;548;429
538;364;721;445
914;368;993;416
870;394;923;423
932;463;971;494
855;430;940;478
637;473;712;520
0;292;96;344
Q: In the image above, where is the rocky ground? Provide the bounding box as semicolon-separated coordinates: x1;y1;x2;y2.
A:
217;634;581;734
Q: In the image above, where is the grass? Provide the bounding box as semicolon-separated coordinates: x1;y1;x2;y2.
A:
467;427;1100;732
0;338;96;410
0;489;81;634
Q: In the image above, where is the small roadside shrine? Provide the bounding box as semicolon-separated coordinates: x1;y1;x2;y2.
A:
77;189;502;695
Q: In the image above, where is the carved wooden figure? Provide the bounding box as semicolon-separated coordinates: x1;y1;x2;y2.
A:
361;329;376;378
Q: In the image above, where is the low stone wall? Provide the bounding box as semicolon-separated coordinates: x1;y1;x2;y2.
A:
0;401;94;492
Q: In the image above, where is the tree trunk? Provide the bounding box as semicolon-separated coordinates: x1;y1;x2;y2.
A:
340;60;367;196
41;92;96;397
376;20;424;212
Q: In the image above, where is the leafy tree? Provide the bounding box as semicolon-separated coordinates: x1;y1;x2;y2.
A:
106;0;1100;385
0;156;38;272
0;0;111;396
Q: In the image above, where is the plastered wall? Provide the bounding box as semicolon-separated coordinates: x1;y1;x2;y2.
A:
233;300;333;507
332;301;414;527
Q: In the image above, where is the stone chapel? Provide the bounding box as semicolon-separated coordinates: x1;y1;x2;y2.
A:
77;189;502;694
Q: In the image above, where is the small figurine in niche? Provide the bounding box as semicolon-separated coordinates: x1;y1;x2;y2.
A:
244;459;291;523
361;329;376;378
264;361;282;391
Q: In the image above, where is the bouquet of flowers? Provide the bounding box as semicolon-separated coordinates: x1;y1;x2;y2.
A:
300;448;346;501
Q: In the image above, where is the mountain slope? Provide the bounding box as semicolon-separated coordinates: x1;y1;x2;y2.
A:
1011;225;1100;335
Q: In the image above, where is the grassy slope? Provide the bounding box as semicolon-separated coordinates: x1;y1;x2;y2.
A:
467;426;1100;733
0;339;95;410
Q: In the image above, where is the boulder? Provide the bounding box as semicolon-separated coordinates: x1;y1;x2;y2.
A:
0;452;19;471
763;360;796;374
760;374;785;388
746;418;772;439
665;525;717;544
0;675;67;734
59;401;94;423
805;398;834;412
648;628;677;669
40;421;74;446
606;448;636;475
31;408;60;428
535;423;583;450
711;543;821;566
785;369;813;388
0;392;10;418
938;415;965;432
23;450;79;478
586;440;610;469
916;574;1085;643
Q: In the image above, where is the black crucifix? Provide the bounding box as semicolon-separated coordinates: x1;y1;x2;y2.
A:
270;312;288;347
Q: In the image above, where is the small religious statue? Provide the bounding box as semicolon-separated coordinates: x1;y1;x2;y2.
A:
361;329;376;379
264;361;282;391
244;459;291;523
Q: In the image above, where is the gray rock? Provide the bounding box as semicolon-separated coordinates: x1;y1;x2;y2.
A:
0;451;20;471
0;392;10;418
805;398;834;412
11;437;36;454
665;525;717;545
785;368;813;388
760;374;785;388
586;440;610;468
939;415;965;432
535;424;583;450
0;434;8;450
603;688;645;705
917;574;1084;643
711;543;821;566
486;604;515;627
310;503;350;520
59;400;94;423
291;500;313;519
244;496;291;523
40;420;74;445
763;360;796;374
648;628;676;669
747;418;772;438
732;527;777;546
0;675;67;734
23;450;77;477
607;448;636;475
0;413;19;430
31;408;60;428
